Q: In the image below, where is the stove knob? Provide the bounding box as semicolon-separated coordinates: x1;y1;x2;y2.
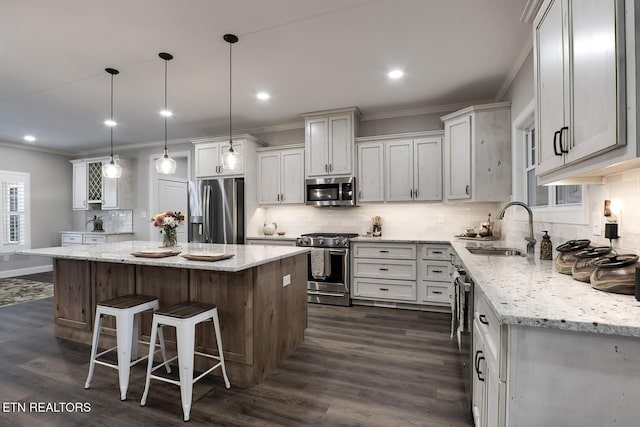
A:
318;238;324;245
334;237;341;245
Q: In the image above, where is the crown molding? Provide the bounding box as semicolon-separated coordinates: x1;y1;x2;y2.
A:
360;100;493;121
243;121;304;134
520;0;543;23
495;33;533;102
355;130;444;142
0;141;74;157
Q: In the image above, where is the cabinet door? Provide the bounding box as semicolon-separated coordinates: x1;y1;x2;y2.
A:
102;176;118;209
219;140;244;175
306;118;329;177
534;0;568;175
472;322;486;427
445;115;472;200
257;152;281;205
485;356;505;427
195;143;221;178
72;162;88;210
280;148;304;204
357;141;384;202
567;0;622;163
328;114;352;175
385;139;414;202
414;137;442;201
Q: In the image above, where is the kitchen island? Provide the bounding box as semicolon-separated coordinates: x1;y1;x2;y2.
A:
20;241;309;386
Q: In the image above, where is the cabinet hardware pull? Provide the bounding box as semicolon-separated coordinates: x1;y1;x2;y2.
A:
414;189;418;198
477;355;485;382
379;287;389;291
433;270;443;273
280;194;284;201
479;314;489;325
553;130;562;156
410;188;413;197
379;250;389;253
329;164;333;172
450;253;455;265
379;268;389;271
560;126;569;153
324;164;328;172
465;185;470;195
432;291;443;294
277;194;280;202
433;251;442;254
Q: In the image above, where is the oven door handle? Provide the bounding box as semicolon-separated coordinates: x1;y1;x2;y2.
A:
329;249;347;255
307;290;346;297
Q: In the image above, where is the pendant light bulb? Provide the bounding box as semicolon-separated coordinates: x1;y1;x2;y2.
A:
156;52;176;175
222;34;241;170
102;68;122;179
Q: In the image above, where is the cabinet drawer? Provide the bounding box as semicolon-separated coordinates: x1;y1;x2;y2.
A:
353;258;416;281
475;291;501;365
83;235;107;244
419;260;451;282
352;243;416;259
61;234;83;245
420;244;451;261
420;282;451;304
353;277;417;301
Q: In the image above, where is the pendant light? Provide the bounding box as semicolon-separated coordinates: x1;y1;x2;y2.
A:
102;68;122;179
222;33;241;170
155;52;177;174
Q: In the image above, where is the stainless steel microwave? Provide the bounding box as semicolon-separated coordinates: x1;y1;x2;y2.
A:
305;177;356;207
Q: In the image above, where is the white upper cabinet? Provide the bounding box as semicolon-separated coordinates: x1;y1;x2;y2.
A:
442;102;511;202
534;0;626;180
257;146;304;205
357;131;443;204
303;107;360;178
356;141;384;202
194;140;245;177
71;157;131;210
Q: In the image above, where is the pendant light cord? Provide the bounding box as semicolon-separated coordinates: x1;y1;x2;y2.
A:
229;40;233;149
164;58;168;155
110;72;114;159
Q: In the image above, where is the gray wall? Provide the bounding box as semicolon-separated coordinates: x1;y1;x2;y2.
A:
0;144;73;274
501;50;534;120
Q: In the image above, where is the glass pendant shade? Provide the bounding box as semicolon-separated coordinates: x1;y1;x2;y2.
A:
222;146;240;170
102;159;122;178
156;153;177;174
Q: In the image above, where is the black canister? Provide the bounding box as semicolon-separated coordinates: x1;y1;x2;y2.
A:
540;230;552;260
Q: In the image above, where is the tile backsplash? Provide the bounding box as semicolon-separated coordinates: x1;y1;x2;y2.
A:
249;202;502;238
85;209;133;233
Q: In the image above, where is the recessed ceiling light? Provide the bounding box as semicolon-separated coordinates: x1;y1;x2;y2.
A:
104;119;117;127
256;92;270;100
388;69;404;79
23;135;36;142
160;109;173;117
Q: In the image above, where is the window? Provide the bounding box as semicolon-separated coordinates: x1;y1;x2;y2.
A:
1;171;30;252
524;126;582;208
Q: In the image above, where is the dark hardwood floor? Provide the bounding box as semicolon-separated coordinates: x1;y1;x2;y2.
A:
0;273;473;426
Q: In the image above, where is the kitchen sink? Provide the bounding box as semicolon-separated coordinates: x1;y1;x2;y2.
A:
466;246;525;257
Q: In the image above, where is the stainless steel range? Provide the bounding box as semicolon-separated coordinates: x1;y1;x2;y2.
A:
296;232;359;306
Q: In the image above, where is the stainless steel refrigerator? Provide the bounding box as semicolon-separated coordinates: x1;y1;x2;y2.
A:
187;178;244;244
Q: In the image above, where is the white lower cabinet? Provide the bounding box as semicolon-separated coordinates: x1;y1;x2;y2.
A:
351;241;453;310
60;232;134;247
245;238;297;246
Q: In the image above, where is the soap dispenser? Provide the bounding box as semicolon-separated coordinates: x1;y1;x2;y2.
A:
540;230;552;260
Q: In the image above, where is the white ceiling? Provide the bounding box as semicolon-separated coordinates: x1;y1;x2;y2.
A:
0;0;531;154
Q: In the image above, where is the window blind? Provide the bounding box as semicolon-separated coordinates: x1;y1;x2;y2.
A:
0;171;29;251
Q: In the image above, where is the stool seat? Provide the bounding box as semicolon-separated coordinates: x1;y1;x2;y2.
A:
85;294;170;401
98;294;158;309
156;301;217;318
141;301;230;421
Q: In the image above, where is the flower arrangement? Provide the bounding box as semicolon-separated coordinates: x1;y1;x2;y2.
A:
152;210;185;247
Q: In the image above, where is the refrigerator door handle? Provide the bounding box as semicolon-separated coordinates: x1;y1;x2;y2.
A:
203;185;211;242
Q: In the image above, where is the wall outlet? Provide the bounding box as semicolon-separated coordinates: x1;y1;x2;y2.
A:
282;274;291;287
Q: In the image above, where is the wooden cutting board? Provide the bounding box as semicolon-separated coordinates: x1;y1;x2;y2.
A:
130;250;182;258
181;253;235;262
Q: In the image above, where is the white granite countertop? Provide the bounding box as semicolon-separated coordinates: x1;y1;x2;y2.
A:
347;233;640;337
246;235;297;241
19;240;309;272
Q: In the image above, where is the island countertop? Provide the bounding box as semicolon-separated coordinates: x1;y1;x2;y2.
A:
20;240;309;272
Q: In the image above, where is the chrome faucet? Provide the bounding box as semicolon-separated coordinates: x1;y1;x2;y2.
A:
497;202;536;255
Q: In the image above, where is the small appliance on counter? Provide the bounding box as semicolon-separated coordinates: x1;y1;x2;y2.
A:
591;254;639;294
263;222;277;236
555;239;591;274
571;246;613;282
539;231;553;260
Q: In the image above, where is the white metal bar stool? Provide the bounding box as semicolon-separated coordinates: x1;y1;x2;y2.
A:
85;294;171;400
140;301;231;422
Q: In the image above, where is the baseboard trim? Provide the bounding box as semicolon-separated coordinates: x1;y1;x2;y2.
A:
0;264;53;279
